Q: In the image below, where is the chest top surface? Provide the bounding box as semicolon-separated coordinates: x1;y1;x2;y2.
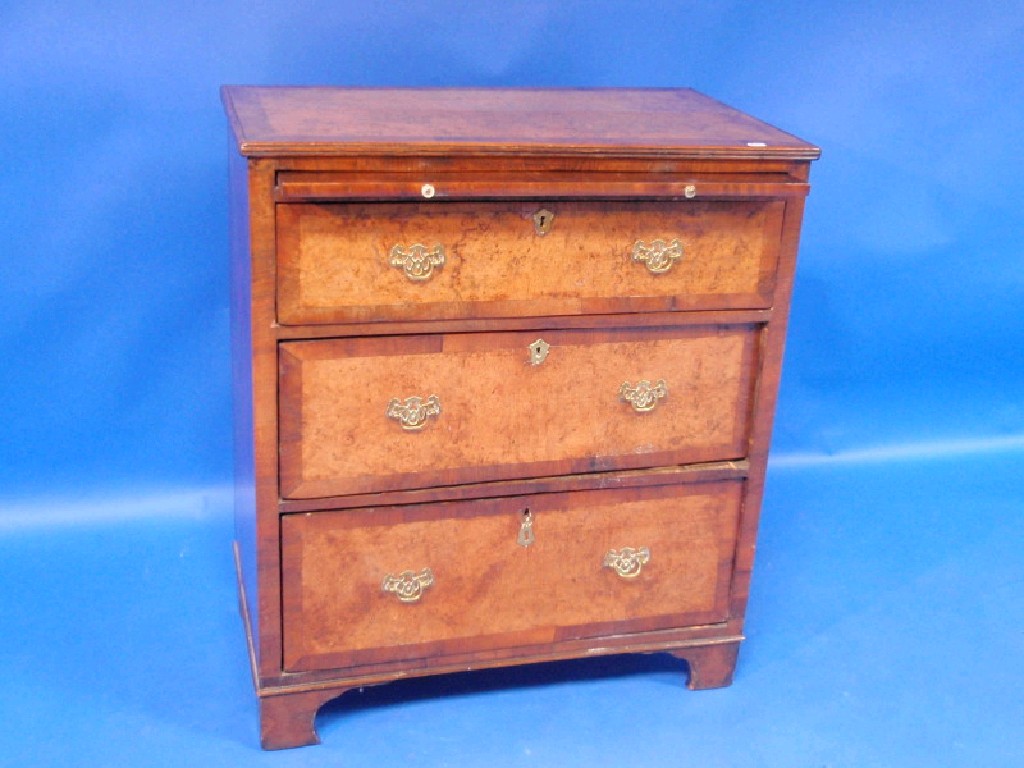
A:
221;86;820;160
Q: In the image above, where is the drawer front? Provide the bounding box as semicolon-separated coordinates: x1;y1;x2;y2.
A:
276;200;783;324
279;325;759;499
282;481;742;672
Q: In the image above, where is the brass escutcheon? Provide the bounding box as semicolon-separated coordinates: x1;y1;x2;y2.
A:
603;547;651;579
381;568;435;602
386;395;441;430
390;243;445;282
517;508;535;547
619;379;668;413
528;338;550;366
532;208;555;235
631;239;683;274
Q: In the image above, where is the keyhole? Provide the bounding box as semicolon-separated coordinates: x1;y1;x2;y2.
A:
528;338;550;365
533;209;554;235
517;507;535;547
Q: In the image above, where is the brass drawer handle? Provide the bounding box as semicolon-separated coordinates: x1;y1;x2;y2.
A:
386;395;441;430
381;568;435;602
390;243;445;282
619;379;667;413
603;547;651;579
631;239;682;274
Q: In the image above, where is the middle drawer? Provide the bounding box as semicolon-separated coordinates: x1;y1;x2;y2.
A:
279;325;759;499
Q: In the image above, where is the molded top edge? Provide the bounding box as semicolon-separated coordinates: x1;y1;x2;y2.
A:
221;86;820;160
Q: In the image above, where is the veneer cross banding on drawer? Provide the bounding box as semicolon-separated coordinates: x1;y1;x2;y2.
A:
278;324;760;498
282;481;743;672
276;200;784;324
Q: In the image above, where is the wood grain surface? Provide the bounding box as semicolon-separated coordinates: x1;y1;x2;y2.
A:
281;480;742;672
279;324;760;498
221;87;820;159
225;87;817;747
277;200;782;323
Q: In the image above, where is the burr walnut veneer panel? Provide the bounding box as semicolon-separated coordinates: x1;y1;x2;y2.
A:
282;481;742;672
279;325;759;498
277;201;783;324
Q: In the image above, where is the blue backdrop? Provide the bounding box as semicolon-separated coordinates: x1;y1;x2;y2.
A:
1;2;1021;765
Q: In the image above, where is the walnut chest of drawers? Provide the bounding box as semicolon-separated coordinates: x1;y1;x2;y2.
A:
222;86;818;750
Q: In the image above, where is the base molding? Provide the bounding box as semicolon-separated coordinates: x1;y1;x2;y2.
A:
252;641;742;749
236;540;742;749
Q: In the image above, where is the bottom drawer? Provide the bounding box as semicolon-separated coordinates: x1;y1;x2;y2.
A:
282;480;743;672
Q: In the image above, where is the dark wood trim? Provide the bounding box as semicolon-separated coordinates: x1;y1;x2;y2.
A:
271;155;812;176
275;175;808;202
271;309;773;338
246;157;286;679
257;632;745;695
277;460;749;513
246;142;821;161
728;196;809;623
229;144;261;669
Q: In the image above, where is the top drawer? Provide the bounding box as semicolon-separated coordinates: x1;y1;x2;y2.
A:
276;200;784;325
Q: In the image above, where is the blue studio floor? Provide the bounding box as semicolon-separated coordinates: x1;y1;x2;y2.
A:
0;448;1021;766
